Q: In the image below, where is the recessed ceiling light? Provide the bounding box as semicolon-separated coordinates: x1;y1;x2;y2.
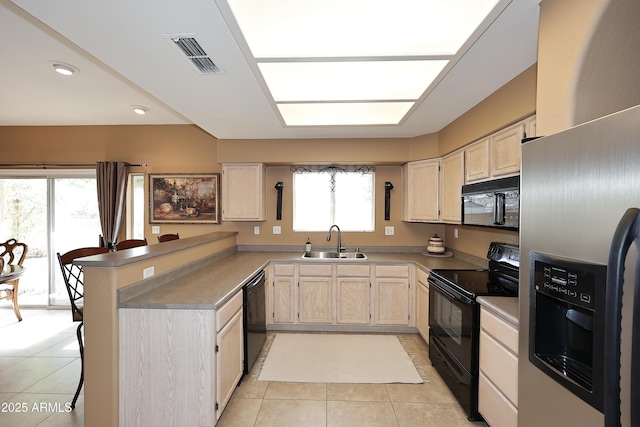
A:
131;106;149;115
53;63;77;76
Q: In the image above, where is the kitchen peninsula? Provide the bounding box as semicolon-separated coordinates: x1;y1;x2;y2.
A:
77;232;484;426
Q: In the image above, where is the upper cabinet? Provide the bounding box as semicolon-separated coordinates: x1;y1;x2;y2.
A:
465;115;536;184
465;138;490;182
490;125;523;178
440;150;465;223
221;163;266;221
401;159;440;222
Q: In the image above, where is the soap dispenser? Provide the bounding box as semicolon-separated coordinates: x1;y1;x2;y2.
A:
305;238;312;253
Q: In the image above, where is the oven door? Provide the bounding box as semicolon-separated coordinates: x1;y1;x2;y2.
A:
428;280;476;373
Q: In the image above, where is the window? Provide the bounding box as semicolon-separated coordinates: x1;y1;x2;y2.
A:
0;170;101;306
292;168;374;231
128;174;145;239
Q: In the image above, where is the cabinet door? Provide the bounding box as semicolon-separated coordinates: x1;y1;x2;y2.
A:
416;274;429;343
336;277;370;324
440;150;464;223
298;277;333;323
216;309;243;419
221;163;266;221
272;276;296;324
373;278;410;325
490;125;523;177
403;159;440;222
465;139;490;183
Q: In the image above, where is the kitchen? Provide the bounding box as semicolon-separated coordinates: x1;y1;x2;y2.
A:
1;0;640;426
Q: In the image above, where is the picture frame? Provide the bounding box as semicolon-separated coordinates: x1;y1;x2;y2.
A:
149;173;220;224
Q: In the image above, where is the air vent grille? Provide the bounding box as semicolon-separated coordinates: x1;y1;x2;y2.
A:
170;36;221;74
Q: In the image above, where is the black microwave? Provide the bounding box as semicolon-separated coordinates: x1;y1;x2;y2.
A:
461;176;520;230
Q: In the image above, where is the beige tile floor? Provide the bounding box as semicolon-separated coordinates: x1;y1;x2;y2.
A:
0;308;486;426
219;332;486;427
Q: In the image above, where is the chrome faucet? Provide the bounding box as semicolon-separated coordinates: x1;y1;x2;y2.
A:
327;224;344;253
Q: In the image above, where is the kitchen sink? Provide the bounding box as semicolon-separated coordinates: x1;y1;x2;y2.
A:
301;251;368;260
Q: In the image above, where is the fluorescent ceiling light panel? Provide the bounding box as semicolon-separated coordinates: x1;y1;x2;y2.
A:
278;102;414;126
258;60;449;102
227;0;500;57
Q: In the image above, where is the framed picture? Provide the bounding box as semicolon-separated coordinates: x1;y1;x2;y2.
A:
149;174;220;224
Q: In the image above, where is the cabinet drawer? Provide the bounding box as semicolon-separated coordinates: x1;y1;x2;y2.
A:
416;268;429;285
336;264;370;277
273;263;295;276
375;265;409;277
479;372;518;427
480;330;518;407
299;264;332;276
481;308;518;355
216;291;243;332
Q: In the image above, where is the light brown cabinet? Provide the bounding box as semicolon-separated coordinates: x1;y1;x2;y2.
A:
373;265;411;326
490;125;523;178
415;268;429;344
336;264;371;325
465;138;491;182
119;290;244;426
221;163;266;221
478;304;519;427
402;159;440;222
440;150;465;223
270;263;296;324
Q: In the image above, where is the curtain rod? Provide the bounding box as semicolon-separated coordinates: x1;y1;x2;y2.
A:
0;162;147;169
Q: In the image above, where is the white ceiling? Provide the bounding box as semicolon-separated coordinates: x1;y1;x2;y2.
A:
1;0;539;140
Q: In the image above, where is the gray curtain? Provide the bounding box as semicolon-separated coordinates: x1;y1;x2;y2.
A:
96;161;129;250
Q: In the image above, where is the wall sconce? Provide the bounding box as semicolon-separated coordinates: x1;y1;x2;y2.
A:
384;182;394;221
275;182;284;220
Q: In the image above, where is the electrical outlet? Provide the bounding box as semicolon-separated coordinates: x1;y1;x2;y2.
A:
385;226;394;236
254;226;260;235
273;226;281;234
151;226;160;234
143;266;155;279
454;228;459;238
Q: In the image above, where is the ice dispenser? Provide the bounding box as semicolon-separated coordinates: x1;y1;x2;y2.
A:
529;252;606;412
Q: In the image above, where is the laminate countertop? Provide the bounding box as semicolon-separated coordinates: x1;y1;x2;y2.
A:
118;249;485;311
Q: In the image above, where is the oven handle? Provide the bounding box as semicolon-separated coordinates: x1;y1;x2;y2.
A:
428;279;473;305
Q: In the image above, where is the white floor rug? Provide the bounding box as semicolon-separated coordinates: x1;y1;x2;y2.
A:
258;333;424;384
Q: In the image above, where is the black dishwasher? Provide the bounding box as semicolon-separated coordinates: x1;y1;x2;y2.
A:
243;270;266;375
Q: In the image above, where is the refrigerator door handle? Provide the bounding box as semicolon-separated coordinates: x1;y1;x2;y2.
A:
604;207;640;427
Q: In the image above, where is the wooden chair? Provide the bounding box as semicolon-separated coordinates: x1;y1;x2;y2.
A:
57;246;109;409
0;238;28;321
115;238;148;251
157;233;179;243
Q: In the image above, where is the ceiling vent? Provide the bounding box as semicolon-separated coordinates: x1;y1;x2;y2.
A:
165;35;222;74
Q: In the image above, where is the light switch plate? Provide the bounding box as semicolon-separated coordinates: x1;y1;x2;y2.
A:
454;228;459;238
143;266;155;279
151;226;160;234
273;226;281;234
385;226;394;236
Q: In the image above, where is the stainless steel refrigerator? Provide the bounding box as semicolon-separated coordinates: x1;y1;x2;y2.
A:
519;104;640;427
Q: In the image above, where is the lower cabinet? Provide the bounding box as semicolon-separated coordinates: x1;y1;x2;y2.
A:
415;268;429;343
373;265;411;326
271;263;296;324
268;262;412;328
119;291;243;426
478;304;519;427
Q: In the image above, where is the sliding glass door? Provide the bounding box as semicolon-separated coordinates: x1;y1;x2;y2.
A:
0;171;101;307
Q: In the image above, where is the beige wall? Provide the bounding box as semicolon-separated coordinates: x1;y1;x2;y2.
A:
436;65;537;258
0;61;537;256
537;0;640;135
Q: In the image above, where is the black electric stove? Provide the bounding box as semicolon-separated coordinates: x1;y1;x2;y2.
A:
428;242;519;421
